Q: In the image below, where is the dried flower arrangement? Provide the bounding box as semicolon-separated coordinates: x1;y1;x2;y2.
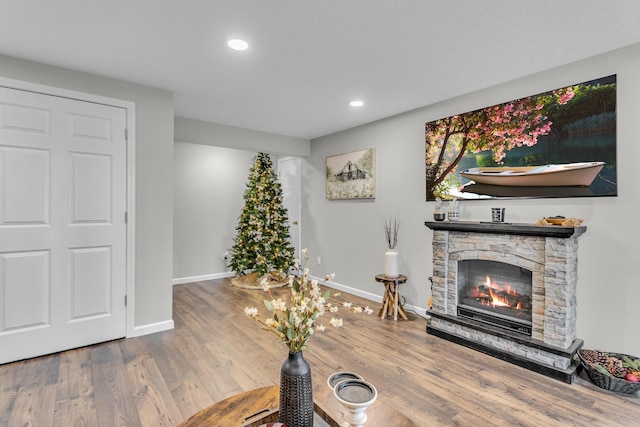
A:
244;249;373;352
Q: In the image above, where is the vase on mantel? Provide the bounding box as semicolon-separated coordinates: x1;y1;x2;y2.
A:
279;351;313;427
384;250;399;278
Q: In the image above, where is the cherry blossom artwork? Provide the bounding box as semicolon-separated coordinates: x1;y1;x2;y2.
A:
425;75;617;201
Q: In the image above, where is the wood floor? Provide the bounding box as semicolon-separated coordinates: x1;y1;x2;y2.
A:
1;278;638;426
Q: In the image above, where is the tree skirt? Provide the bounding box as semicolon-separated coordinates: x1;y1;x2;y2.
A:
230;271;290;289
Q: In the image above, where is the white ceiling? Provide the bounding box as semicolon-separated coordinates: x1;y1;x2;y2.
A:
1;0;639;140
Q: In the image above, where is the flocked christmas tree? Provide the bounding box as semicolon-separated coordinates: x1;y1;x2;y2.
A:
230;153;295;280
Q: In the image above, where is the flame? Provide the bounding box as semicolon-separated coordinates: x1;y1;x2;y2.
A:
483;275;514;308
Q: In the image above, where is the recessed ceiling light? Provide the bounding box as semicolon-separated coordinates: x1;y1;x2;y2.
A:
227;38;249;51
350;100;364;107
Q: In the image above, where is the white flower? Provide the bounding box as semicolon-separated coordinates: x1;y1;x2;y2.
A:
265;318;278;327
342;302;352;308
244;307;259;318
272;298;287;311
242;248;371;352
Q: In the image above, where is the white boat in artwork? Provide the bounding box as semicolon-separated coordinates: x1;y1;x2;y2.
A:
460;161;605;187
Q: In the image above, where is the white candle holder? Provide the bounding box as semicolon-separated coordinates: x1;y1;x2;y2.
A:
327;371;364;389
332;379;377;427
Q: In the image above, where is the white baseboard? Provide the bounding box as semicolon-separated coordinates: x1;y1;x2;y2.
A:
312;275;426;316
129;319;174;337
315;276;382;303
171;273;427;317
173;271;235;285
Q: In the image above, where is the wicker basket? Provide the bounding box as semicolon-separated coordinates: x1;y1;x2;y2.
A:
578;350;640;394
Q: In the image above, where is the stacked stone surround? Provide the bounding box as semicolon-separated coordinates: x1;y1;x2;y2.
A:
425;221;585;380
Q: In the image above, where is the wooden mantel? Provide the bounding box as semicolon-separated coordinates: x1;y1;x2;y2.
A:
424;221;586;239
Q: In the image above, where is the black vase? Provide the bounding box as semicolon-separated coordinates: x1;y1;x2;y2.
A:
279;351;313;427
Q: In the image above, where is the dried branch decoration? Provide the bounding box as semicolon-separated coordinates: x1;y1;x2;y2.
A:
384;217;399;250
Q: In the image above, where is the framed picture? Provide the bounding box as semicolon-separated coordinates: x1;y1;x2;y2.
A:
326;148;376;200
425;75;617;201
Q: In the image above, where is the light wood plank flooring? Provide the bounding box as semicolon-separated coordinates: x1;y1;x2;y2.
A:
1;278;638;426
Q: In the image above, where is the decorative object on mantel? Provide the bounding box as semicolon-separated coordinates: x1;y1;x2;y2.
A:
243;249;373;427
578;349;640;394
433;197;445;221
230;153;295;289
383;217;400;278
534;216;584;227
447;199;460;221
491;207;505;223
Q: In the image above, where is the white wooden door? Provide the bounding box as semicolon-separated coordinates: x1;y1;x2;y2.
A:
278;157;301;261
0;87;127;364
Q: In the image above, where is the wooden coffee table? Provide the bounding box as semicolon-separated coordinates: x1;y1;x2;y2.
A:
179;384;418;426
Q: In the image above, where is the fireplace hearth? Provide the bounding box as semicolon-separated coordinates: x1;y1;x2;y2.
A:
425;221;586;383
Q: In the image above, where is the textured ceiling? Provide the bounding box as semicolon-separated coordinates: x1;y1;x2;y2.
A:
1;0;639;140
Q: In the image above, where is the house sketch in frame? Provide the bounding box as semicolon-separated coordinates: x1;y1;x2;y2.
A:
326;148;376;200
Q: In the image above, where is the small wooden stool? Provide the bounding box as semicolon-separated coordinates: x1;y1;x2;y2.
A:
375;274;408;320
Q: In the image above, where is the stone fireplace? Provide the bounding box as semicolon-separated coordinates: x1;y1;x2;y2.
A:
425;221;585;383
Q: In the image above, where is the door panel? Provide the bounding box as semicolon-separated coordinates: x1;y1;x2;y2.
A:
70;152;111;223
69;112;112;141
70;246;111;319
1;147;49;224
278;157;301;260
1;250;50;330
0;102;50;134
0;86;127;364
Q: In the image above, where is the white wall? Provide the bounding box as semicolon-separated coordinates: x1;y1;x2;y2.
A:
173;143;256;281
303;43;640;356
175;116;310;156
172;117;311;282
0;54;175;333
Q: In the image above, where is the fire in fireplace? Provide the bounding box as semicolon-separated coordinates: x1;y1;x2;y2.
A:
457;260;532;335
